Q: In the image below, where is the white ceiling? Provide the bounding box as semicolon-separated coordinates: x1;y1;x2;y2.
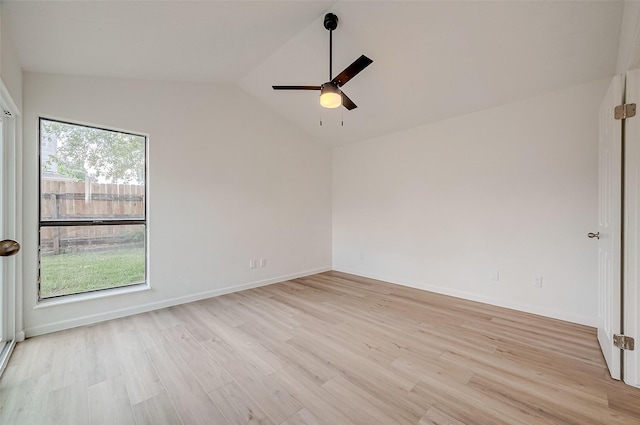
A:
2;1;624;146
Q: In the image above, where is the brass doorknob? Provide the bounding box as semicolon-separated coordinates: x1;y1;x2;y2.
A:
588;232;600;240
0;239;20;256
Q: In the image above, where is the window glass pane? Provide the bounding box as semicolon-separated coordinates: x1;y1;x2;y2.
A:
39;224;146;298
40;119;145;221
40;180;145;221
39;119;147;300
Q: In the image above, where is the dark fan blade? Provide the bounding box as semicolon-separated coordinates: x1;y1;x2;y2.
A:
332;55;373;87
272;85;321;90
341;91;357;110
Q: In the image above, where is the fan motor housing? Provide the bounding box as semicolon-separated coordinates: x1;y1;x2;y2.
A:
324;13;338;31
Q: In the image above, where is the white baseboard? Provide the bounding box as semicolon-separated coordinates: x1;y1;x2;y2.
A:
24;266;331;337
24;265;595;337
333;267;596;327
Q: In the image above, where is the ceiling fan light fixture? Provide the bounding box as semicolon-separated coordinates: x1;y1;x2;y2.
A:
272;13;372;113
320;83;342;108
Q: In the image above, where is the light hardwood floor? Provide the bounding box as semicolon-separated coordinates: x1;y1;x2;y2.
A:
1;271;639;424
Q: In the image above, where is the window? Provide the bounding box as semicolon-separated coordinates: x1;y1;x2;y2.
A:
39;118;147;299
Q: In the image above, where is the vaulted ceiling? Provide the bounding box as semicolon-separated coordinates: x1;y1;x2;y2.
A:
2;1;624;146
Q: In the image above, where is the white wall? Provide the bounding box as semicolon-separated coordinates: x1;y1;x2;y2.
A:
616;0;640;74
0;9;22;111
333;79;608;326
23;72;332;336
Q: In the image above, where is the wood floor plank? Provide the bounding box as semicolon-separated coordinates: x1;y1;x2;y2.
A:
391;355;474;387
148;306;184;330
280;408;325;425
195;306;286;376
48;328;87;391
418;406;465;425
88;376;136;425
438;349;610;408
203;295;252;328
201;336;303;423
147;342;229;425
466;373;617;425
45;381;90;425
125;311;170;349
321;375;415;425
270;366;365;425
256;334;337;386
234;293;300;335
208;381;276;425
0;333;55;385
2;271;640;425
234;373;302;424
162;324;234;393
287;327;420;392
0;372;50;425
461;317;603;367
169;304;219;342
85;322;121;386
112;329;165;405
131;392;184;425
606;376;640;420
411;380;527;425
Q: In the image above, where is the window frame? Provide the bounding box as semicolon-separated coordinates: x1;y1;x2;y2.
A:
37;117;148;301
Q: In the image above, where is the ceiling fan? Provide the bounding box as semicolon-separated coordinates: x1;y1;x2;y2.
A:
272;13;373;110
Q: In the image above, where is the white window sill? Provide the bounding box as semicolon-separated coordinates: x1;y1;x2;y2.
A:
34;283;151;309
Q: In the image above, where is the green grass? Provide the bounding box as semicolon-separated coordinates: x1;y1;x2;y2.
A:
40;248;145;298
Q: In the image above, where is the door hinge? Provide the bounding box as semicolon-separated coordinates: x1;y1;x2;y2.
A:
614;334;635;351
614;103;637;120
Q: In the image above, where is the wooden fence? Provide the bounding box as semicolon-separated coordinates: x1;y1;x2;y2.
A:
41;179;145;255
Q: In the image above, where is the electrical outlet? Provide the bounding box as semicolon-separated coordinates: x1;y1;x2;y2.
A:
249;259;256;269
259;258;266;267
534;276;543;288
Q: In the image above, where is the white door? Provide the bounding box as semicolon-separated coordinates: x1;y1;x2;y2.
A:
0;117;5;352
0;103;19;376
624;69;640;387
597;75;624;380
